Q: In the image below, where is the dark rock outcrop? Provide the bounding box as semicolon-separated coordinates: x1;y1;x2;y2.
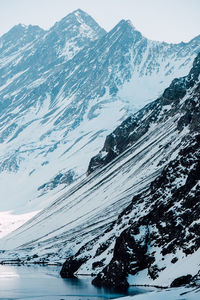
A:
92;227;150;288
170;275;193;287
92;260;129;289
60;257;87;278
87;101;160;174
91;133;200;287
38;170;76;194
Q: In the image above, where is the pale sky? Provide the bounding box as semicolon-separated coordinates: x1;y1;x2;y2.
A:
0;0;199;43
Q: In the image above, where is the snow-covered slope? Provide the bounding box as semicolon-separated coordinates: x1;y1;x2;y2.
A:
61;53;200;288
1;52;199;292
0;9;200;235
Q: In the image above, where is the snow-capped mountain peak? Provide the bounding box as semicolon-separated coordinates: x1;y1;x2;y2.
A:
51;8;106;39
107;18;140;43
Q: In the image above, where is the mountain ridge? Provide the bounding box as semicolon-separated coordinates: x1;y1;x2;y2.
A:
0;9;199;241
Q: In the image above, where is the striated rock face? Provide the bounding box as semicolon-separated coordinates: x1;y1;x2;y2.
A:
61;53;200;288
87;52;200;175
90;133;200;287
87;101;159;175
61;132;200;287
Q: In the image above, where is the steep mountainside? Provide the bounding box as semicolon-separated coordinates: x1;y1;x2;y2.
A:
87;50;200;174
0;9;200;235
60;53;200;287
1;52;199;291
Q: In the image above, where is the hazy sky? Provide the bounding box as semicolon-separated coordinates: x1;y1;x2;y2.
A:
0;0;199;43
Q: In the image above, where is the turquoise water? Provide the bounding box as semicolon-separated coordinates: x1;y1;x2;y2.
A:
0;265;149;299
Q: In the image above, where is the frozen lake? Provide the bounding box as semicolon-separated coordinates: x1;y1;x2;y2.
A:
0;265;150;299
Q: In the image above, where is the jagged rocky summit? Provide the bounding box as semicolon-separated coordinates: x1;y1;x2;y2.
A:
60;53;200;288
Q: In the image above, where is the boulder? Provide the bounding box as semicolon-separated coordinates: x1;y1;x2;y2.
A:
170;274;193;287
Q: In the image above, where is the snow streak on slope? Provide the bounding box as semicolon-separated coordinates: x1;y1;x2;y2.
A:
0;10;200;237
0;112;185;256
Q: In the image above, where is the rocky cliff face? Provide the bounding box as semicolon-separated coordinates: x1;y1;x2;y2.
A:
91;133;200;288
60;53;200;288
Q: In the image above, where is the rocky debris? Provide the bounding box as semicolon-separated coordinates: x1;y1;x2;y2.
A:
171;257;178;264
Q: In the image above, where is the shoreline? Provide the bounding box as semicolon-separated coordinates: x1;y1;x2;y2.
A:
0;263;169;289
